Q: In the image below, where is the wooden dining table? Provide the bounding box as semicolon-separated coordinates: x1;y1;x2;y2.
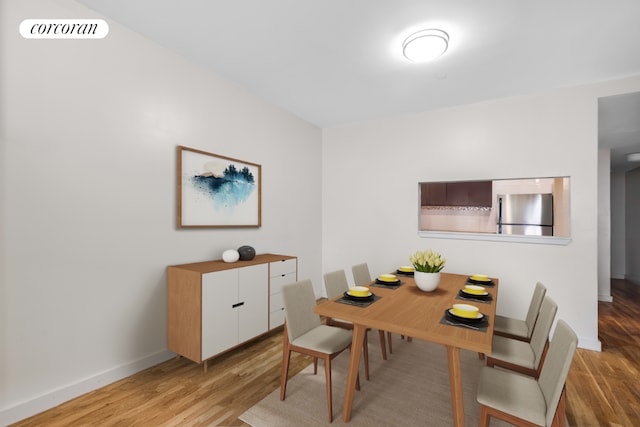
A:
314;272;498;427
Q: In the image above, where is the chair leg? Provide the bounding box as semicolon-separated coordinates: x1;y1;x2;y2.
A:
363;331;370;380
378;330;387;360
551;387;567;427
387;332;393;354
479;405;490;427
324;355;333;422
280;325;292;401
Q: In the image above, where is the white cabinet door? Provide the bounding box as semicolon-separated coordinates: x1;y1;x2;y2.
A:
238;264;268;343
202;269;238;360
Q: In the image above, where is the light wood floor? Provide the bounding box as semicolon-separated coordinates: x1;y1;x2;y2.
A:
11;279;640;426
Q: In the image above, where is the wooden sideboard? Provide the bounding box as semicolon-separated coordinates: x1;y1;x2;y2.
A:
167;253;297;369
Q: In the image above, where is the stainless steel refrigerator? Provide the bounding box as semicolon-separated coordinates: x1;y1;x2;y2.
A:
496;193;554;236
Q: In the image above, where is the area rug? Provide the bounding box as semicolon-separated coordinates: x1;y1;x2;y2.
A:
240;337;514;427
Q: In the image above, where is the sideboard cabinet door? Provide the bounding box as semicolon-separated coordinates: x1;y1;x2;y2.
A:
238;264;268;343
202;269;238;360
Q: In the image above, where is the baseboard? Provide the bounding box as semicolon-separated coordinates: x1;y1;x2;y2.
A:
626;276;640;286
0;349;174;426
578;336;602;352
598;294;614;302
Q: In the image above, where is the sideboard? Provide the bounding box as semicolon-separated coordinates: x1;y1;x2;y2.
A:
167;253;298;370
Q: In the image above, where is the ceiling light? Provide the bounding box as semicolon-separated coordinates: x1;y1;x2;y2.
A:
402;29;449;62
627;152;640;162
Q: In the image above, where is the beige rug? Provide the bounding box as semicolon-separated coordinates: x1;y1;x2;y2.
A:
240;337;514;427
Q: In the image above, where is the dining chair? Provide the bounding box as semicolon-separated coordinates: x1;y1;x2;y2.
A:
324;269;383;379
485;296;558;379
351;262;400;351
477;319;578;427
280;279;359;422
479;281;546;360
495;281;547;341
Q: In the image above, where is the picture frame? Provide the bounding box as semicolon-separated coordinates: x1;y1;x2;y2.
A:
177;146;262;228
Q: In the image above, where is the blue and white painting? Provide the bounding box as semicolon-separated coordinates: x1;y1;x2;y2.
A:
179;147;261;227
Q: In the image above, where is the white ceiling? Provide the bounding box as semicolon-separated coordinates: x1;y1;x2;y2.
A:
77;0;640;172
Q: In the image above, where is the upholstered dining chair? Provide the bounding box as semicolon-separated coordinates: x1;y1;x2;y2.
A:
351;262;400;352
324;269;383;379
280;279;359;422
351;262;373;288
477;319;578;427
495;281;547;341
479;281;546;360
486;296;558;379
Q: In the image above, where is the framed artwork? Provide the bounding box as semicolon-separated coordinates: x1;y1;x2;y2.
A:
177;146;261;228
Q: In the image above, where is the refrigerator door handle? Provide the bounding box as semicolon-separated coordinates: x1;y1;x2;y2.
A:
497;197;503;234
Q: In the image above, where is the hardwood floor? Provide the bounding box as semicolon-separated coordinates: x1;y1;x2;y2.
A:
566;279;640;427
10;330;312;427
10;279;640;426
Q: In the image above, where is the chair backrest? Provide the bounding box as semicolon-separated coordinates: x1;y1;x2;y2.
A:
324;270;349;299
538;319;578;426
352;263;371;286
524;282;547;336
281;280;321;342
529;296;558;367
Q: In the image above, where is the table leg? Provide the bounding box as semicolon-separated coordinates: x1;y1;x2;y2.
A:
446;345;465;427
342;323;366;422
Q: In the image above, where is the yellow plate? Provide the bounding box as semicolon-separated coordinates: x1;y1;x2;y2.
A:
349;286;370;297
470;274;490;282
463;285;487;295
378;274;397;282
348;290;372;298
452;303;480;318
398;266;414;272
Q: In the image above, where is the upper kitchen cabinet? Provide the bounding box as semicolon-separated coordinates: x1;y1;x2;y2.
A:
421;181;492;207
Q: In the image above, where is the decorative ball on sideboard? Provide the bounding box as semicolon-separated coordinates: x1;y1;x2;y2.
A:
222;249;240;263
238;245;256;261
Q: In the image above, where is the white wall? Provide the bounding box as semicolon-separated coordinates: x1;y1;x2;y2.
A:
598;150;613;301
627;167;640;284
322;75;640;355
610;172;626;279
0;0;322;424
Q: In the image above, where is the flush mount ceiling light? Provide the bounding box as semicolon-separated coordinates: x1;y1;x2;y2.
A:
402;29;449;62
627;152;640;162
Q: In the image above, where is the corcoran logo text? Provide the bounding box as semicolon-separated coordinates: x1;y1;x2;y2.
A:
20;19;109;39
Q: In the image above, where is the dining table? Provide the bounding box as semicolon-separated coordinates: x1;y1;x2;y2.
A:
314;271;498;427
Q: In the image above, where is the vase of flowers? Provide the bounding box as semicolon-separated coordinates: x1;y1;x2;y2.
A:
409;249;446;292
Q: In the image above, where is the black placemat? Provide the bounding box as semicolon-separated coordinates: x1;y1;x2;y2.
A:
455;290;493;304
466;279;495;287
439;311;489;332
395;270;414;276
337;294;381;307
370;280;404;290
